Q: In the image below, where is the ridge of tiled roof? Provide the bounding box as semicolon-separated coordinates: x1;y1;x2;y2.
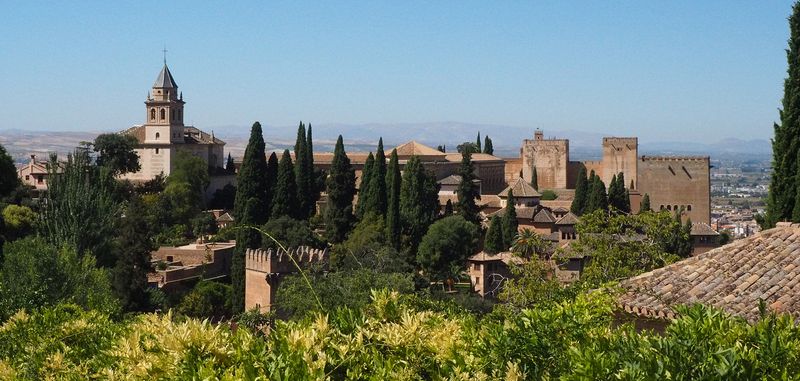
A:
499;178;542;198
690;222;719;236
555;212;579;225
533;208;556;223
394;141;446;157
618;224;800;322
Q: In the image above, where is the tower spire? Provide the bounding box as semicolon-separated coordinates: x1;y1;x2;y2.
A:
162;45;168;65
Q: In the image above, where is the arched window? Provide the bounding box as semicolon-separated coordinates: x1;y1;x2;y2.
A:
150;108;156;121
155;132;160;140
160;109;166;120
687;205;692;211
155;148;160;154
666;205;672;211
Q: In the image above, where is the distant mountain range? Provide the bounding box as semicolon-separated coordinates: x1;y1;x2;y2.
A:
0;123;772;163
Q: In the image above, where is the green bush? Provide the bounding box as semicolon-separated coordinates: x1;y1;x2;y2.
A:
540;189;558;200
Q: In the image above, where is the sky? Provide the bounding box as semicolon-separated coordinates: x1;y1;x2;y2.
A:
0;1;795;143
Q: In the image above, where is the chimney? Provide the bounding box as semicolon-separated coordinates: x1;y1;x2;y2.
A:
30;154;36;164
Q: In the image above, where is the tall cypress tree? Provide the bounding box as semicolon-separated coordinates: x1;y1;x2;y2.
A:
325;136;356;243
640;193;652;213
367;138;388;216
231;121;269;313
768;2;800;226
294;122;311;220
265;152;279;213
306;124;318;216
531;167;539;190
476;132;482;153
385;149;401;249
356;152;375;219
571;166;588;215
483;136;494;155
501;190;519;248
585;171;608;214
225;153;235;174
400;155;440;258
456;149;480;224
444;199;454;216
271;150;299;219
608;174;621;212
484;215;505;254
618;172;631;213
112;195;153;312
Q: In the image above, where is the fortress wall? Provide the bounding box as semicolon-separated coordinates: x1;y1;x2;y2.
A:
581;160;604;181
637;156;710;224
601;137;638;189
504;157;523;186
521;138;569;189
244;247;329;313
566;161;586;189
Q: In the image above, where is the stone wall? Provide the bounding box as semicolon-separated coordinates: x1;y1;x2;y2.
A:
601;137;638;189
244;246;329;313
636;156;710;224
521;138;569;189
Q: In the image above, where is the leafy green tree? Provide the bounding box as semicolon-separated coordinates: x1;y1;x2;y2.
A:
417;215;479;281
260;216;323;250
399;155;440;258
324;136;356;243
484;215;505;254
177;280;232;321
0;144;19;199
356;152;375;219
498;258;576;312
483;136;494;155
191;212;218;237
571;166;588;215
0;237;118;321
294;122;313;220
232;122;270;313
366;138;388;217
768;2;800;226
112;196;153;312
457;142;478;154
456;149;480;224
640;193;652;213
2;205;36;241
531;167;539;190
93;133;141;176
501;191;519;247
38;151;119;267
476;132;482;153
209;183;236;210
540;189;558;200
271;150;299;219
385;149;401;249
167;150;210;208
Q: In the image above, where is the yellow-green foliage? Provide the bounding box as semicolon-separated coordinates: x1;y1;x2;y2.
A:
3;290;800;380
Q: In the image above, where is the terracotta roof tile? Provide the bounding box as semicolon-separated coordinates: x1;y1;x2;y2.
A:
499;178;541;198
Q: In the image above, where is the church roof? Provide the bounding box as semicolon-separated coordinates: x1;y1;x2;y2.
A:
153;63;178;89
394;141;447;158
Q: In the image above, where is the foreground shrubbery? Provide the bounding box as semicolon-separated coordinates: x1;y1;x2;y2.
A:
2;290;800;380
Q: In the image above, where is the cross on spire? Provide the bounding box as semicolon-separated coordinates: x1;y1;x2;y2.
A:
162;46;168;64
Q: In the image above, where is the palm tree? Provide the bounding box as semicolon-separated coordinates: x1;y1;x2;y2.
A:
511;228;550;259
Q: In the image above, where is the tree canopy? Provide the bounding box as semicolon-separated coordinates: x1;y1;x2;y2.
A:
93;133;141;176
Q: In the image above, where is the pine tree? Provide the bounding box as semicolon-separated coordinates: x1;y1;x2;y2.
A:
571;166;588;215
531;167;539;190
501;190;519;247
385;149;401;249
366;138;387;216
271;150;299;219
484;215;505;254
768;2;800;226
356;152;375;219
112;196;153;312
325;136;356;243
444;199;454;216
232;121;269;313
456;149;481;224
640;193;652;213
476;132;482;153
294;122;311;220
225;153;235;174
400;155;440;258
483;136;494;155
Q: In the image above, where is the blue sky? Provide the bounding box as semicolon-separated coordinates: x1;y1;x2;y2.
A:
0;1;794;142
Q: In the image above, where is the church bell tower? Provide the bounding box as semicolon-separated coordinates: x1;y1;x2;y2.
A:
144;62;185;144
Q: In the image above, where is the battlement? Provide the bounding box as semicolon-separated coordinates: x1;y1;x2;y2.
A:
603;137;638;144
245;246;329;274
640;155;709;162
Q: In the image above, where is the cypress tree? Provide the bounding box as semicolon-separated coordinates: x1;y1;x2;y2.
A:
356;152;375;219
271;150;299;219
484;215;505;254
325;136;356;243
501;190;519;247
306;124;318;216
640;193;652;213
768;2;800;226
585;171;608;213
571;166;588;215
232;121;269;313
385;149;401;249
476;132;482;153
112;195;153;312
265;152;279;213
456;149;481;224
618;172;631;213
483;136;494;155
444;199;454;216
608;174;621;212
400;155;440;258
531;167;539;190
294;122;311;219
225;153;235;174
367;138;388;216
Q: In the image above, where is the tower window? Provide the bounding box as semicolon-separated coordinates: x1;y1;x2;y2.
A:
150;109;156;121
155;132;160;140
155;148;160;154
160;109;166;120
687;205;692;211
